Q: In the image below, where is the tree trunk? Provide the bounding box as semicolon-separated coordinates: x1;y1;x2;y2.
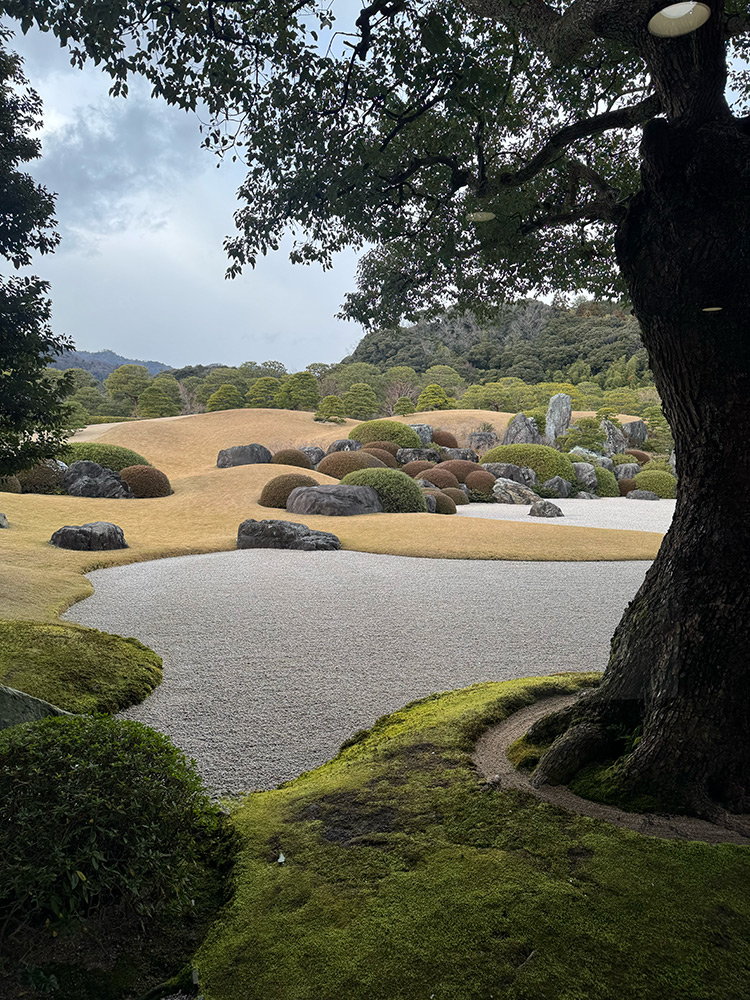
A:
531;114;750;818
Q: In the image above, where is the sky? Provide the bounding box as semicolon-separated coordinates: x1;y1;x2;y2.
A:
9;24;363;371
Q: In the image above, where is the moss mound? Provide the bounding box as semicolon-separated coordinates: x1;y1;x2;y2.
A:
618;477;637;496
348;420;421;449
482;444;576;483
363;447;399;468
420;467;461;490
361;440;400;458
634;469;678;498
611;453;635;466
441;486;469;505
60;442;151;472
431;429;458;448
625;448;651;464
271;449;314;469
423;489;457;514
0;475;21;493
341;469;428;513
120;464;172;498
594;466;620;497
435;458;478;482
465;470;496;496
16;461;63;495
317;451;386;479
401;460;436;478
0;621;162;714
259;473;318;508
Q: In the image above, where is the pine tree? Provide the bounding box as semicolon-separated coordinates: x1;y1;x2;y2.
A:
314;395;346;422
415;384;455;412
276;371;320;411
245;377;281;408
393;396;415;416
137;384;181;418
342;383;378;420
206;384;244;412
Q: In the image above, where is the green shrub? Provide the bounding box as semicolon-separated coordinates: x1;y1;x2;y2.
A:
420;467;461;490
341;469;428;513
432;429;458;448
361;440;400;457
317;450;387;479
348;420;421;449
16;461;64;495
415;384;456;411
481;444;576;483
271;448;314;469
120;464;172;498
442;486;469;505
0;715;223;934
633;469;677;498
467;489;495;503
401;460;436;478
423;489;457;514
393;396;415;415
640;458;673;474
259;473;318;508
557;416;606;453
0;475;21;493
85;415;138;424
524;408;547;436
435;459;478;482
465;470;496;496
618;477;637;496
207;384;245;411
362;447;399;468
594;466;620;497
59;442;151;472
314;394;346;423
611;453;635;466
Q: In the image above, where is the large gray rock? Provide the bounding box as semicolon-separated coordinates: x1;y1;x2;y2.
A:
50;521;128;551
63;461;134;499
571;462;598;492
544;393;572;446
482;463;538;487
1;684;73;731
600;419;628;456
217;444;272;467
325;439;362;455
614;462;642;481
0;513;7;529
299;445;325;467
467;430;499;452
438;448;478;463
422;493;438;513
627;489;661;500
236;518;341;550
529;500;564;518
396;447;441;464
568;447;614;471
492;477;538;505
286;485;382;516
542;476;572;498
669;450;677;475
621;419;648;447
502;413;542;446
408;424;434;446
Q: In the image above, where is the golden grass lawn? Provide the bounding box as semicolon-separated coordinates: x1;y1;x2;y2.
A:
0;409;662;623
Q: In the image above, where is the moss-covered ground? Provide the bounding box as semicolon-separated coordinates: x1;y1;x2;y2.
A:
194;675;750;1000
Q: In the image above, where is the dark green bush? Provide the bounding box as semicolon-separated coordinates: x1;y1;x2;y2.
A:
271;449;314;469
633;469;677;498
120;464;172;498
464;470;496;496
423;489;457;514
0;715;223;934
640;458;673;474
316;450;386;479
594;466;620;497
431;429;458;448
361;440;399;457
467;489;495;503
401;460;436;477
482;444;576;483
420;467;461;490
259;473;318;508
362;447;399;468
436;459;478;482
16;461;63;495
59;442;151;472
0;475;21;493
441;487;469;505
611;453;634;466
348;420;421;449
341;469;428;513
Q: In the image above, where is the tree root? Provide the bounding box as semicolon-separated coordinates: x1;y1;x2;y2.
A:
530;722;611;788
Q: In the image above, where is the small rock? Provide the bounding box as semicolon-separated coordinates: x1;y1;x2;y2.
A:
236;518;341;551
438;448;478;463
492;478;538;505
396;447;441;465
574;491;599;500
0;513;7;529
50;521;128;550
467;431;499;452
626;490;661;500
571;462;598;492
542;476;572;498
614;462;642;481
325;439;362;456
529;500;564;517
299;445;325;467
568;447;614;471
286;485;383;516
408;424;434;446
669;450;677;475
217;444;272;468
483;463;537;488
502;413;542;445
423;493;437;513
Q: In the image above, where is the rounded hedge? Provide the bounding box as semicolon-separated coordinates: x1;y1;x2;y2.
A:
594;466;620;497
465;470;497;496
341;469;428;513
259;473;318;508
420;467;461;490
640;458;674;474
431;429;458;449
0;475;21;493
481;444;576;483
120;464;172;498
361;440;399;457
60;442;151;472
423;489;457;514
618;477;637;497
401;460;436;478
16;461;63;495
625;448;651;465
271;448;314;469
441;486;469;505
348;420;422;449
363;447;399;468
0;715;222;931
437;459;480;482
611;453;635;466
633;469;677;498
317;450;386;479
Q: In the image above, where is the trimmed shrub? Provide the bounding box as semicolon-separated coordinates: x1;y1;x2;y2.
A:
442;486;469;505
362;447;399;468
482;444;576;483
60;442;151;472
361;440;399;457
314;394;346;423
0;715;223;932
415;384;455;411
626;448;651;465
316;450;387;479
259;473;318;508
342;383;378;420
207;384;245;411
271;449;314;469
120;465;172;498
420;467;461;490
618;477;637;497
436;459;479;482
432;429;458;449
640;458;674;474
349;420;421;449
465;470;496;496
633;469;678;498
401;460;436;478
594;466;620;497
16;461;63;495
393;396;415;415
467;489;495;503
423;489;457;514
611;453;635;466
341;469;428;513
0;475;21;493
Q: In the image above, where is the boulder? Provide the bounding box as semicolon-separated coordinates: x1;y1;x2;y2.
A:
299;445;325;467
63;461;134;499
325;439;362;455
286;484;382;516
396;447;441;465
458;483;470;497
669;450;677;475
50;521;128;551
614;462;642;481
621;419;648;447
568;447;614;471
438;448;478;463
0;513;7;529
408;424;434;446
626;490;661;500
571;462;598;492
414;479;434;489
543;393;572;446
467;430;499;452
502;413;542;446
236;518;341;551
529;500;564;517
1;684;72;731
542;476;572;498
492;477;538;505
600;419;627;456
217;444;272;468
482;463;538;487
575;491;600;500
423;493;438;513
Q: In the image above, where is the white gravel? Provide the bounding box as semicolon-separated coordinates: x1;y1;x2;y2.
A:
458;496;675;532
64;550;652;795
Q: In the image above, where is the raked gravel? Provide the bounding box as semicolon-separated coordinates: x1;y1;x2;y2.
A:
64;548;653;796
458;495;675;532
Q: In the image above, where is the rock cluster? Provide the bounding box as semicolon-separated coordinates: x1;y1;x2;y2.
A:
63;461;134;499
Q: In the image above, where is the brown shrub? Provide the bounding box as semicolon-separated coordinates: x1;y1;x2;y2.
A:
465;470;496;496
420;467;461;490
362;447;399;468
441;487;469;506
120;465;172;498
361;440;399;458
625;448;651;465
259;473;318;508
16;461;63;495
271;448;314;469
316;450;387;479
432;429;458;448
423;489;457;514
401;460;436;478
618;477;637;496
435;459;478;482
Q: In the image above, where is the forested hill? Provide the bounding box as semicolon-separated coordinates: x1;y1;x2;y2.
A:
49;349;172;381
347;300;648;383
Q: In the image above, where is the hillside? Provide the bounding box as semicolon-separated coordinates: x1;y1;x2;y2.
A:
49;348;172;381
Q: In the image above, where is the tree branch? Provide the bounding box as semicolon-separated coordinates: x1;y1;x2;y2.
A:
520;198;625;234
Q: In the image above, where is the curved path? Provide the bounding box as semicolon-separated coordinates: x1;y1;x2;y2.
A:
65;550;651;795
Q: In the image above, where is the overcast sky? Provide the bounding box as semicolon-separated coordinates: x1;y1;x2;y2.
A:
10;24;363;371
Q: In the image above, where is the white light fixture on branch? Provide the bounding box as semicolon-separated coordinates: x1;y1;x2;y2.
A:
647;2;711;37
466;211;496;222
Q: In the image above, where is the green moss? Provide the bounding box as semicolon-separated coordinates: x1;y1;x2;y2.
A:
59;442;151;472
594;465;620;497
569;759;660;814
341;468;428;513
481;444;576;483
0;620;162;713
506;734;550;771
633;469;678;498
348;420;422;449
